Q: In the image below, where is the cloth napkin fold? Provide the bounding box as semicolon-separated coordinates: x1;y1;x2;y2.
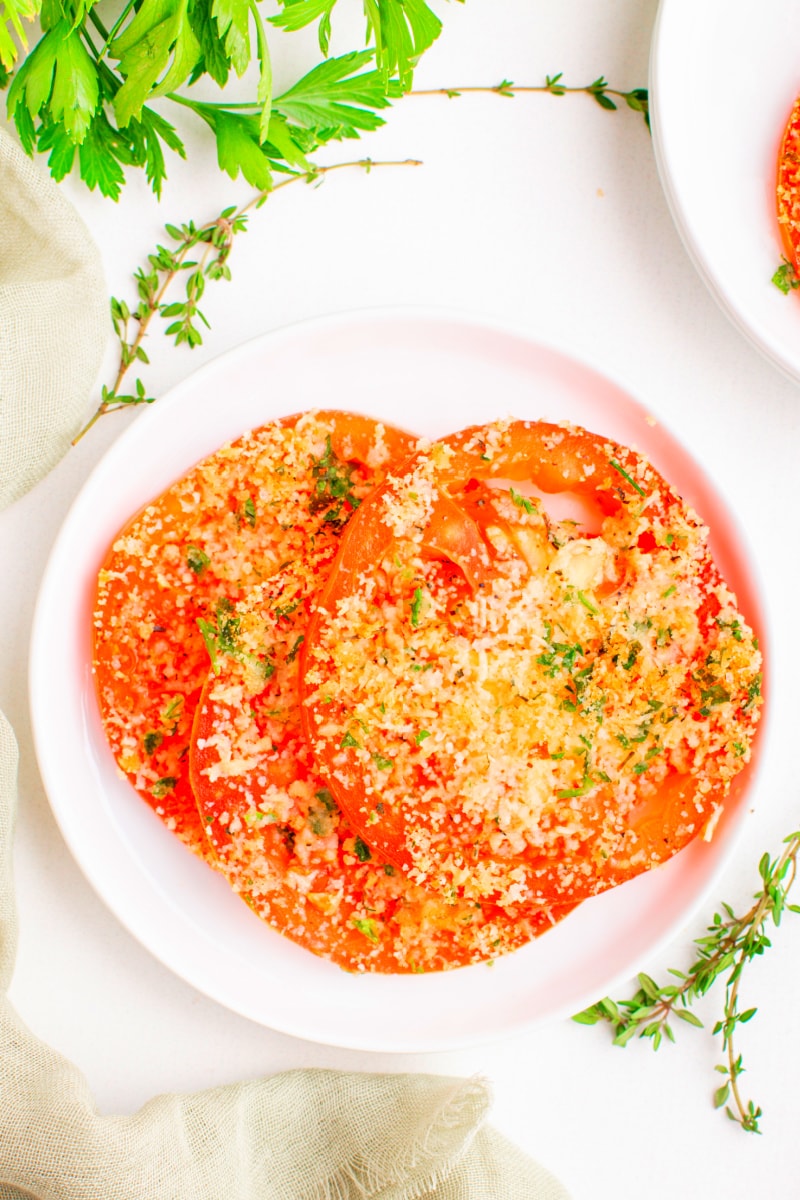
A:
0;127;571;1198
0;126;108;510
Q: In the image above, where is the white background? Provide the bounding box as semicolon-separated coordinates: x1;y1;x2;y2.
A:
2;0;799;1195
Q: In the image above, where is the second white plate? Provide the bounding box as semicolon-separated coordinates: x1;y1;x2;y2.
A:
651;0;800;385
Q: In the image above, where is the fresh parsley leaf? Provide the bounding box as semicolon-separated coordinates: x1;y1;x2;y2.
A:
273;50;397;137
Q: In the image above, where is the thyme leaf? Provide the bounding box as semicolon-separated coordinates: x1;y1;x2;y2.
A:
574;830;800;1133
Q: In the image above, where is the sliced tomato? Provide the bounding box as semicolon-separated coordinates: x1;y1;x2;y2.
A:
190;564;569;971
778;92;800;272
300;420;763;909
93;411;413;862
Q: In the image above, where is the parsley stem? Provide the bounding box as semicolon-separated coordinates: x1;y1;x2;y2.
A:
97;0;138;60
85;7;111;42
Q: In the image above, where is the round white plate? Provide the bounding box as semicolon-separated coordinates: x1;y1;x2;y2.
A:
650;0;800;385
29;310;767;1052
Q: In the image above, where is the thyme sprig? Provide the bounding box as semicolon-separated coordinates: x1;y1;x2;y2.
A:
574;830;800;1133
73;156;420;443
414;73;650;128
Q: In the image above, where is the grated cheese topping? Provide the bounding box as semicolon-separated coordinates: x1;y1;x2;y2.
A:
303;421;763;909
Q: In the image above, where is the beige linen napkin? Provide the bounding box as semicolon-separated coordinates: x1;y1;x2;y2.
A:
0;129;571;1198
0;126;108;509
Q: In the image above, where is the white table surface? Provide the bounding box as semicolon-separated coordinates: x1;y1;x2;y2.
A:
2;0;799;1195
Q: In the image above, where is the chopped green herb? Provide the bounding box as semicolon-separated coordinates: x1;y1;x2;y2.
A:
609;458;646;497
353;837;372;861
244;809;274;828
662;584;677;599
285;634;305;664
162;696;183;723
151;776;178;798
621;641;641;671
341;730;361;749
772;259;800;294
352;916;380;942
244;497;256;527
415;729;431;745
633;743;662;775
577;590;599;615
143;731;163;755
308;800;334;836
410;586;424;627
309;435;361;527
699;682;731;716
509;486;535;514
743;674;762;712
187;545;210;575
716;617;744;642
372;753;394;771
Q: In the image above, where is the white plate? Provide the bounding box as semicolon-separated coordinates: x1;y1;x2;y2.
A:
650;0;800;385
29;310;768;1052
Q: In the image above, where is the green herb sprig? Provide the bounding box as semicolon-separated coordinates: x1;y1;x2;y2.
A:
73;66;647;441
73;154;419;442
414;73;650;128
574;830;800;1133
1;0;439;196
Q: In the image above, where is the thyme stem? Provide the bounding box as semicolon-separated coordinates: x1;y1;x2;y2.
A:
73;157;421;444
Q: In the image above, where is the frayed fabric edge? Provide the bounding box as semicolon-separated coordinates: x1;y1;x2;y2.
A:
294;1075;492;1200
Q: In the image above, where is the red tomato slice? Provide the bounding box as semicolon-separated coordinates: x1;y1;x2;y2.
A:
300;420;763;909
93;411;413;862
778;92;800;272
190;564;569;971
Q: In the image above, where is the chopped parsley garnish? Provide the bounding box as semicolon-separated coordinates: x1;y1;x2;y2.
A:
509;486;535;514
352;916;380;942
410;586;424;627
743;674;762;712
285;634;305;664
609;458;647;497
620;641;641;671
353;837;372;861
244;809;276;827
186;545;210;575
772;259;800;294
577;590;599;615
372;753;394;771
716;616;744;642
162;696;183;722
415;729;431;745
314;789;336;812
633;743;662;774
151;776;177;798
308;435;361;527
537;623;584;677
697;682;731;717
308;799;334;836
556;777;594;800
340;730;361;749
244;497;256;527
143;731;163;755
197;598;242;672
